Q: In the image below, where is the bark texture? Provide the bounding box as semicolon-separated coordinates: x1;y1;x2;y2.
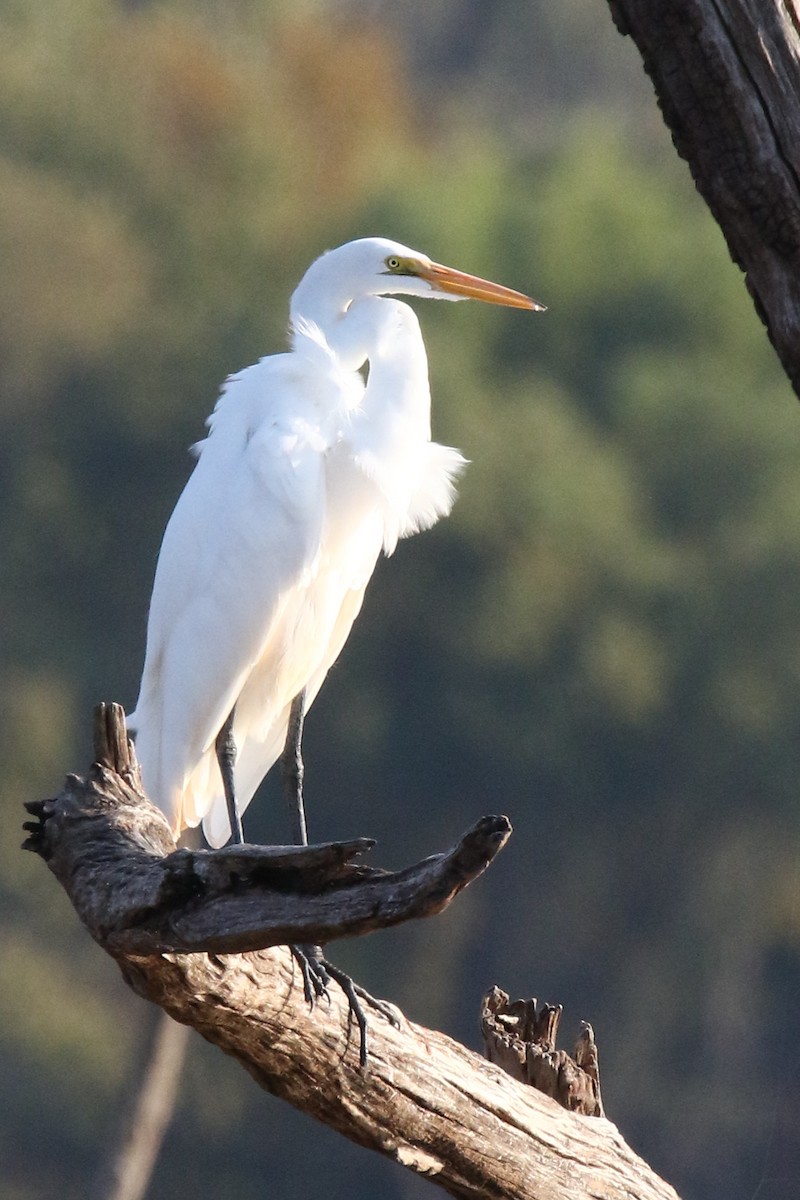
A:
22;705;682;1199
481;987;604;1117
608;0;800;397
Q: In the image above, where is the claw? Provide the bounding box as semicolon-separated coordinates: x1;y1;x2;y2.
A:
290;945;398;1067
291;944;330;1008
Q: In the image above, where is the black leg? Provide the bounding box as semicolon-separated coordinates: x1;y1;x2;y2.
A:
279;689;399;1065
281;693;329;1030
280;694;329;1027
280;689;308;846
215;706;244;845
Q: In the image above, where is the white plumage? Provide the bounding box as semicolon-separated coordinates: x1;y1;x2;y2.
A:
129;237;539;846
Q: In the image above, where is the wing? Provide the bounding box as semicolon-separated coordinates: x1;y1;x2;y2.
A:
130;348;352;833
201;438;390;847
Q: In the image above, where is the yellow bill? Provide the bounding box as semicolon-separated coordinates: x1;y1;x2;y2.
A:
418;261;546;311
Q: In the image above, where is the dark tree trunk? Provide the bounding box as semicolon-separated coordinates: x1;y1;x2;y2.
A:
608;0;800;397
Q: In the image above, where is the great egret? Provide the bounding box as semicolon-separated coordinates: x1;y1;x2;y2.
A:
129;237;542;855
128;237;541;1057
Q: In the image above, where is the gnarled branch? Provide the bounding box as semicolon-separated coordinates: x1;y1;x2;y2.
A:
23;704;681;1199
481;987;604;1117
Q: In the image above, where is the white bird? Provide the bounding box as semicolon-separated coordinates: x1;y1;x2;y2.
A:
129;237;542;852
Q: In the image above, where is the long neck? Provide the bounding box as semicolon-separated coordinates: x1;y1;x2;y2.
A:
290;259;433;433
349;296;432;440
289;248;432;378
290;273;353;358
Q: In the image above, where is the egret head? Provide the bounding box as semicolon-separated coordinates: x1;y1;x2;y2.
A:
290;237;544;329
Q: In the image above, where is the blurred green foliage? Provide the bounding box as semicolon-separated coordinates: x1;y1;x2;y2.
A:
3;2;800;1199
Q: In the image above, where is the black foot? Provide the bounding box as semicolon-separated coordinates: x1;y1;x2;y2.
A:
290;943;399;1067
291;943;330;1007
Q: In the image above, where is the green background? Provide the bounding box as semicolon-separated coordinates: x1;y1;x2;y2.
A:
3;2;799;1197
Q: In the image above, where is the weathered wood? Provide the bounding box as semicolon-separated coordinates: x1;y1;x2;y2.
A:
23;768;511;958
22;705;683;1198
480;987;603;1117
607;0;800;398
118;951;680;1200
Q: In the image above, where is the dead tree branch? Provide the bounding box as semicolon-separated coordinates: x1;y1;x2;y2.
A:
481;987;604;1117
23;704;681;1199
607;0;800;398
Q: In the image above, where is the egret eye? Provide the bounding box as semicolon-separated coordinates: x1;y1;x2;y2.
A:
385;256;402;271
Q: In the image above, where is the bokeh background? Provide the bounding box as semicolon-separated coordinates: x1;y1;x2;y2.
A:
4;2;800;1197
